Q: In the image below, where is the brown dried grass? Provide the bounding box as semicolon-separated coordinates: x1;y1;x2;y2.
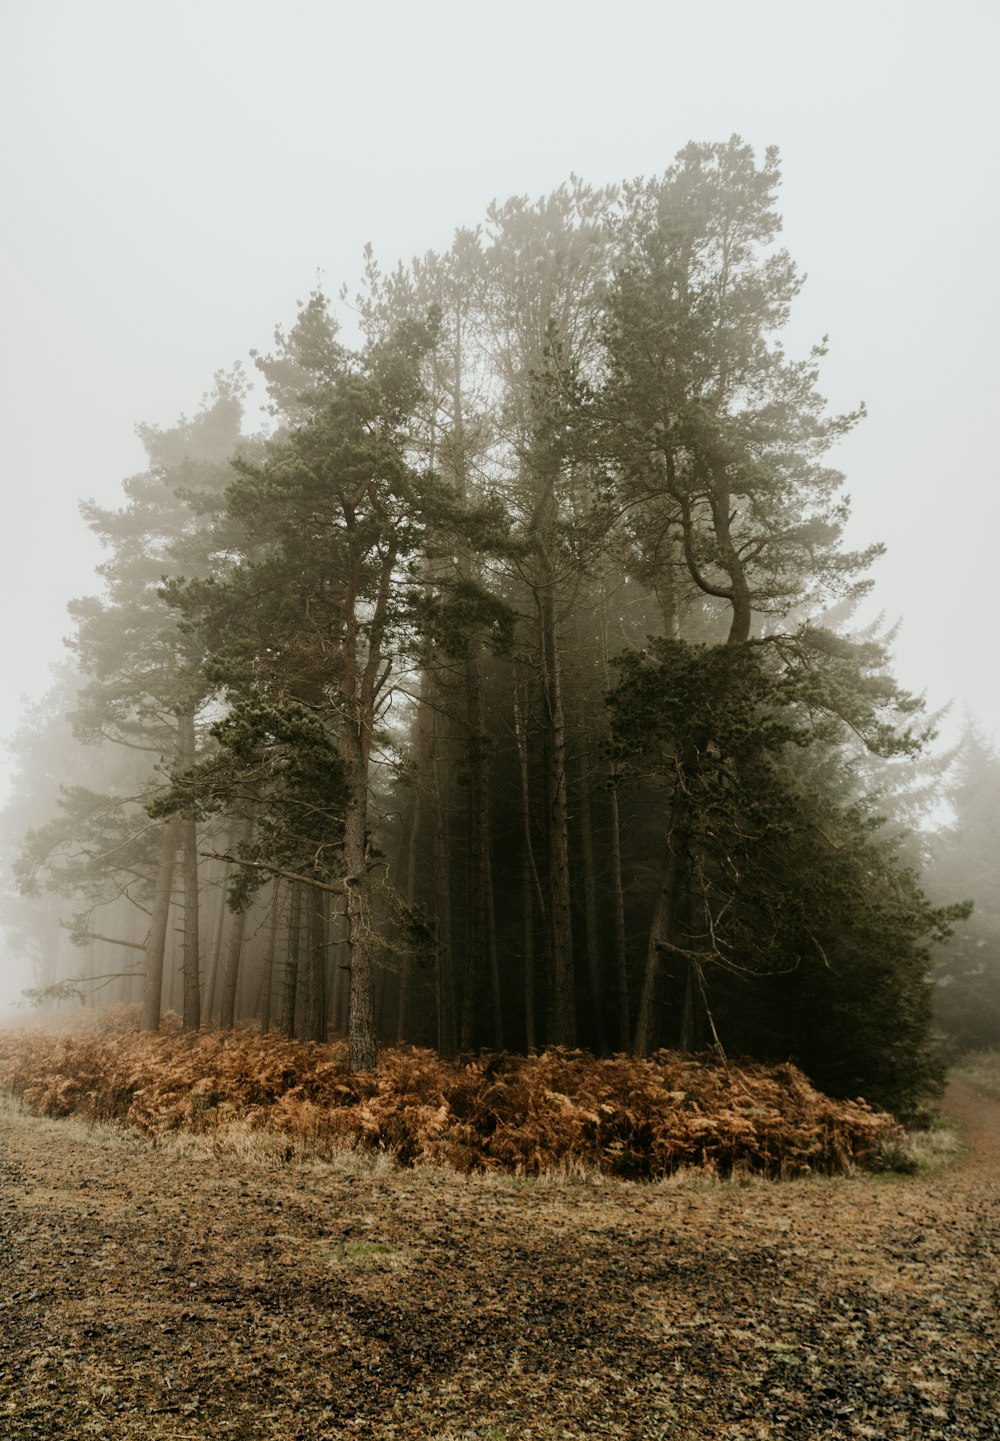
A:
0;1011;900;1179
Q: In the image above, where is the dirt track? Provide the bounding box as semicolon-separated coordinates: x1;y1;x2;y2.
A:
0;1082;997;1440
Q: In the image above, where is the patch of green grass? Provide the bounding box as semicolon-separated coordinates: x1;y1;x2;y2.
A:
338;1239;398;1260
952;1049;1000;1098
315;1237;407;1268
869;1115;965;1178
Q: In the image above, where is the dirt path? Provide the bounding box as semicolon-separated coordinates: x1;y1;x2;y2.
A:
0;1083;997;1441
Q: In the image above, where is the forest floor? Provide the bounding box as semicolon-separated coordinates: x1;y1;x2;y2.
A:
0;1080;997;1441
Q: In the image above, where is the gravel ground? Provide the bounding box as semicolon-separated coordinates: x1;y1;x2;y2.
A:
0;1080;997;1440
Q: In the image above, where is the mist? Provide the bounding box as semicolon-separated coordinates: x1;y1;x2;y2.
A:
3;3;997;777
1;2;997;1059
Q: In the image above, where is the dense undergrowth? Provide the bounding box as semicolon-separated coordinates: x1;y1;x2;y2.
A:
0;1009;904;1179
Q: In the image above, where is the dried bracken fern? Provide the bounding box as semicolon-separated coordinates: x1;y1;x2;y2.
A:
0;1019;902;1179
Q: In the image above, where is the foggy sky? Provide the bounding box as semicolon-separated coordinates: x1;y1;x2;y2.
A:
2;0;998;801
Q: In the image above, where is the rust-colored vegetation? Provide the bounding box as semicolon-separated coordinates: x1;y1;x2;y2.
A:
0;1010;901;1179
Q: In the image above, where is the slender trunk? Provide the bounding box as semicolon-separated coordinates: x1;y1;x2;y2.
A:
257;881;281;1032
607;781;631;1052
343;763;377;1069
678;961;705;1052
512;673;543;1050
461;650;490;1049
575;731;607;1054
421;682;456;1058
598;600;630;1050
375;960;390;1039
677;870;704;1051
205;861;229;1025
396;788;421;1043
302;884;327;1042
166;913;178;1014
125;903;143;1005
218;906;247;1031
178;711;201;1031
484;829;503;1049
633;799;688;1057
217;820;252;1030
330;897;350;1035
280;882;302;1037
141;816;179;1031
538;579;575;1045
84;938;95;1007
521;855;536;1050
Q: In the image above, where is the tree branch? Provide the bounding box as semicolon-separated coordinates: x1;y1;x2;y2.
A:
199;851;354;895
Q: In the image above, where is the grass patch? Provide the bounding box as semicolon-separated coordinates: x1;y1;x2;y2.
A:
952;1049;1000;1098
869;1116;965;1176
330;1239;404;1267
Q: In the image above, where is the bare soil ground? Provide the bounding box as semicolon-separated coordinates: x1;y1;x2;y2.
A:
0;1081;997;1441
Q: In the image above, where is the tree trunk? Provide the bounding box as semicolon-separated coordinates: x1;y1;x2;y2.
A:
575;731;607;1054
177;710;201;1031
461;649;491;1049
598;597;630;1050
280;882;302;1038
485;830;503;1049
633;801;688;1057
141;816;180;1032
538;579;575;1045
257;881;281;1032
344;797;377;1070
421;681;456;1058
607;779;631;1052
330;897;350;1035
204;861;229;1026
302;884;327;1043
512;673;543;1050
217;820;252;1030
678;960;706;1051
218;905;247;1031
84;937;95;1007
396;788;421;1043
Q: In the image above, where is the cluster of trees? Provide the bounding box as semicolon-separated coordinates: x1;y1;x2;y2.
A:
5;138;984;1115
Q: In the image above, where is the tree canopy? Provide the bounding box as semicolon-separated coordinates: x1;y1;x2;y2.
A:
4;137;979;1118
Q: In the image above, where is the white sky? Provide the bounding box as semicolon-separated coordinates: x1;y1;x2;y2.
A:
1;0;998;802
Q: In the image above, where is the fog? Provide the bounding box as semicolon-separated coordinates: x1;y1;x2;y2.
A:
2;0;997;790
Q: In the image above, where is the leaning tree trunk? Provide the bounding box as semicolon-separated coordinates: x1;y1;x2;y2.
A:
141;815;180;1032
